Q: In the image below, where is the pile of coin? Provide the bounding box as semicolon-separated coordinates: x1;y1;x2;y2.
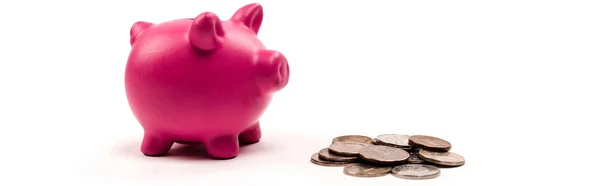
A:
310;134;465;179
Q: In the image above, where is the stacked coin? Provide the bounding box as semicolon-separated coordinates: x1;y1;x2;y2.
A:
310;134;465;179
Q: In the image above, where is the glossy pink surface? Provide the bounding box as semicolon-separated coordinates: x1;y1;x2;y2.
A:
125;3;289;159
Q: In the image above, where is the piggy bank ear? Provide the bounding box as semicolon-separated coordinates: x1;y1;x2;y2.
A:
255;50;290;94
230;3;263;34
130;21;153;45
189;12;224;51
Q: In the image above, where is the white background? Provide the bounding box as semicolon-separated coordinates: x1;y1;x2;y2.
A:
0;0;599;185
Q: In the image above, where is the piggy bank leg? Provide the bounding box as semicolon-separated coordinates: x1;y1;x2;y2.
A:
141;133;174;156
205;135;240;159
239;122;261;144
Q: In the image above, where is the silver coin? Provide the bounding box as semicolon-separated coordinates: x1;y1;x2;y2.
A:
358;145;410;165
407;153;425;164
374;134;412;148
332;135;374;144
418;149;465;167
328;141;370;156
391;164;440;179
310;153;354;167
343;163;392;177
318;148;357;162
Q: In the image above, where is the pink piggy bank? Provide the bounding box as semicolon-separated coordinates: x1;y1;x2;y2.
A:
125;3;289;159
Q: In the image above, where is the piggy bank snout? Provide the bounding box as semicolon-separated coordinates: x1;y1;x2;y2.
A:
255;50;290;94
273;52;290;89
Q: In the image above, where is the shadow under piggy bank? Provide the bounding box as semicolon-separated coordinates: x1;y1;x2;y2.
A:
79;131;319;183
76;139;273;182
116;139;271;161
164;143;212;160
167;141;265;160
